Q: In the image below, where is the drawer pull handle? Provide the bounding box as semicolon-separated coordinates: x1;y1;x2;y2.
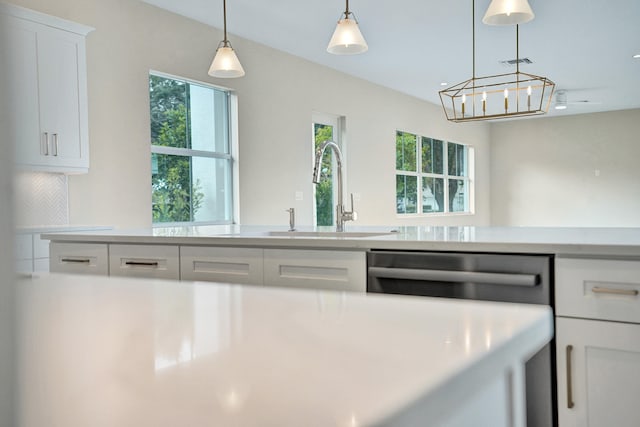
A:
43;132;49;156
52;133;59;156
592;286;639;297
61;258;91;264
566;345;574;409
125;261;159;267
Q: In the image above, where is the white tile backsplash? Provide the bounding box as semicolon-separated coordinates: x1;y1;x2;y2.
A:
14;172;69;227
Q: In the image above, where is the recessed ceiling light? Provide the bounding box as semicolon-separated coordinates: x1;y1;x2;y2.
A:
440;82;448;86
634;54;640;59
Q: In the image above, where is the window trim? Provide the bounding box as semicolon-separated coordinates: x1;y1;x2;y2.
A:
149;70;239;226
395;131;474;217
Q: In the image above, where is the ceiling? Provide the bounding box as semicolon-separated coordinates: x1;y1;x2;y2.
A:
141;0;640;118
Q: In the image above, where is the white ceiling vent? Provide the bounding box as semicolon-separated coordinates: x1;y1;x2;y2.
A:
500;58;533;66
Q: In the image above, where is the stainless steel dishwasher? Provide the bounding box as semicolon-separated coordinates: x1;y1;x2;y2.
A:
367;250;556;427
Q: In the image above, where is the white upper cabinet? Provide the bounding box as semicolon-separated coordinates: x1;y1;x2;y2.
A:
1;3;93;173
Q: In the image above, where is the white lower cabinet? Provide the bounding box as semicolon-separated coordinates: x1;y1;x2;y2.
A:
49;242;366;291
50;242;109;275
555;257;640;427
263;249;366;292
109;244;179;280
180;246;264;285
555;318;640;427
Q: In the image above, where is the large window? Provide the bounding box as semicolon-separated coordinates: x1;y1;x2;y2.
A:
396;131;473;215
150;73;234;224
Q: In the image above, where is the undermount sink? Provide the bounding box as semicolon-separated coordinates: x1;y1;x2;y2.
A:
222;230;397;238
266;230;395;238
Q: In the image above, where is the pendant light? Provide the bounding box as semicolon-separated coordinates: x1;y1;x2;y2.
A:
483;0;534;26
208;0;245;78
327;0;368;55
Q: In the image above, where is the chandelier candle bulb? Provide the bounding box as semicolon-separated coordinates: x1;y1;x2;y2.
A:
482;91;487;115
462;94;466;116
527;85;532;110
504;88;509;112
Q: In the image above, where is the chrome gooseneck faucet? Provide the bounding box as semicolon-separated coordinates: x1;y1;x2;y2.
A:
312;140;356;232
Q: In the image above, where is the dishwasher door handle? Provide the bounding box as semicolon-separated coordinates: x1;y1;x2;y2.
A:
368;267;540;287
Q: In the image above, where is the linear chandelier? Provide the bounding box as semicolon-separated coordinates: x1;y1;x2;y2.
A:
439;0;555;122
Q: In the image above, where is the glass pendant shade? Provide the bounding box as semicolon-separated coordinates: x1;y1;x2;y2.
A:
327;18;368;55
208;44;245;78
482;0;534;25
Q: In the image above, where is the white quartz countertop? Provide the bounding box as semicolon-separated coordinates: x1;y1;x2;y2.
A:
42;225;640;257
16;225;112;234
17;274;552;426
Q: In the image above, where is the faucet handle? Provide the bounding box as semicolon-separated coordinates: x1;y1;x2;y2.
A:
286;208;296;231
344;193;358;222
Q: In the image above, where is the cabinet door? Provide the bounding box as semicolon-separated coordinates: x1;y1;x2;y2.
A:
50;242;109;276
556;317;640;427
2;8;91;173
36;25;87;170
263;249;366;292
181;246;263;285
109;244;179;280
3;17;41;165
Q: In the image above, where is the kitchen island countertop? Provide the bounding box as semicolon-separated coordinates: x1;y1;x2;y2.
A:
42;225;640;257
17;273;552;427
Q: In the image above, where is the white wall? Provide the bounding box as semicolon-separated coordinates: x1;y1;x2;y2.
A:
490;109;640;226
8;0;491;229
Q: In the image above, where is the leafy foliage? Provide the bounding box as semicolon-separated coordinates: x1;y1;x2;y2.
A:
150;75;204;223
314;124;334;226
395;131;464;214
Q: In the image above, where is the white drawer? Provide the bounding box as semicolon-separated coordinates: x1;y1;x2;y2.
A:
50;242;109;276
556;257;640;324
109;244;179;280
181;246;263;285
263;249;366;292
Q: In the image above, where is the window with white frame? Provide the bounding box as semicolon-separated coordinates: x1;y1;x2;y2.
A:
150;72;235;224
396;130;473;215
312;113;344;227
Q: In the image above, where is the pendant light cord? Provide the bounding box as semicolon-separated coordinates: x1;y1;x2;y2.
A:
472;0;475;79
516;25;519;73
345;0;351;17
223;0;228;43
